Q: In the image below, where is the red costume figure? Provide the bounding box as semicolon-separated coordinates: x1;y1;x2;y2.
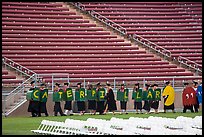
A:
182;82;197;113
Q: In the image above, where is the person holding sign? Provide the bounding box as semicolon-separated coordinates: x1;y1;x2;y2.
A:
142;84;151;114
53;83;66;116
162;81;175;113
151;84;161;114
27;81;38;117
117;84;129;114
75;82;86;115
86;83;97;115
132;83;143;114
103;83;117;115
96;82;106;115
63;82;74;116
39;83;49;117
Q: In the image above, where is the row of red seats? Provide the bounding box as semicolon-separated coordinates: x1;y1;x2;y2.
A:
2;2;200;82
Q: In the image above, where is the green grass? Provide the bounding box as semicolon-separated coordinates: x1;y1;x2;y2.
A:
2;111;202;135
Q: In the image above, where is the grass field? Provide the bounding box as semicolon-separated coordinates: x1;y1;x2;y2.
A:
2;111;202;135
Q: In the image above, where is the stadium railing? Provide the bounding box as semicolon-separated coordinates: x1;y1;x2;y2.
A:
178;56;202;76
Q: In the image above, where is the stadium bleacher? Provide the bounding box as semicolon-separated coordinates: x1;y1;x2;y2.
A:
2;2;202;84
2;68;23;85
80;2;202;66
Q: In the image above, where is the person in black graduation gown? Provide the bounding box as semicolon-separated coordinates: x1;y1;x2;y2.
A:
119;84;128;114
151;84;160;114
53;83;66;116
63;82;73;116
103;83;117;115
96;82;105;115
76;82;86;115
142;84;151;114
133;83;143;114
87;83;96;115
27;81;38;117
39;83;49;117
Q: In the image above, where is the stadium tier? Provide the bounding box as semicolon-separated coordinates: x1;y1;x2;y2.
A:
2;68;23;85
2;2;202;83
80;2;202;66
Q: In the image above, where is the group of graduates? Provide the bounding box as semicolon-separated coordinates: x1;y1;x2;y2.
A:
27;81;49;117
27;80;202;117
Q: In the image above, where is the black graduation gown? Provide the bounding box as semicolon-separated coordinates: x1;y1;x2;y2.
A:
77;101;85;111
96;88;105;114
64;101;72;110
105;89;117;111
27;87;39;113
88;100;96;110
75;88;85;111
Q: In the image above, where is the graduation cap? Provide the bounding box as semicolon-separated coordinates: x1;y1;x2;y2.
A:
106;83;111;86
153;84;158;87
40;83;46;86
55;83;60;86
96;82;101;86
30;81;35;85
77;82;81;86
121;83;125;86
183;82;189;86
149;84;154;87
192;80;198;85
145;83;150;87
165;81;170;85
64;82;69;86
135;83;139;86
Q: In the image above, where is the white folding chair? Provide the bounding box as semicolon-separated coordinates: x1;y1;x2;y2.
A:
31;120;56;135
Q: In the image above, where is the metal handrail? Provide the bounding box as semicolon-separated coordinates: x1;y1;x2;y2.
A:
2;56;36;76
2;74;36;117
90;10;127;35
5;74;36;100
178;56;202;73
133;34;172;58
70;2;86;11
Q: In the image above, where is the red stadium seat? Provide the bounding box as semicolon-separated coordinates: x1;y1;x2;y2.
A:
2;2;200;81
2;75;17;79
2;70;9;75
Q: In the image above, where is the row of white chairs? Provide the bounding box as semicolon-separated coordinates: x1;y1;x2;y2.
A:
31;116;202;135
